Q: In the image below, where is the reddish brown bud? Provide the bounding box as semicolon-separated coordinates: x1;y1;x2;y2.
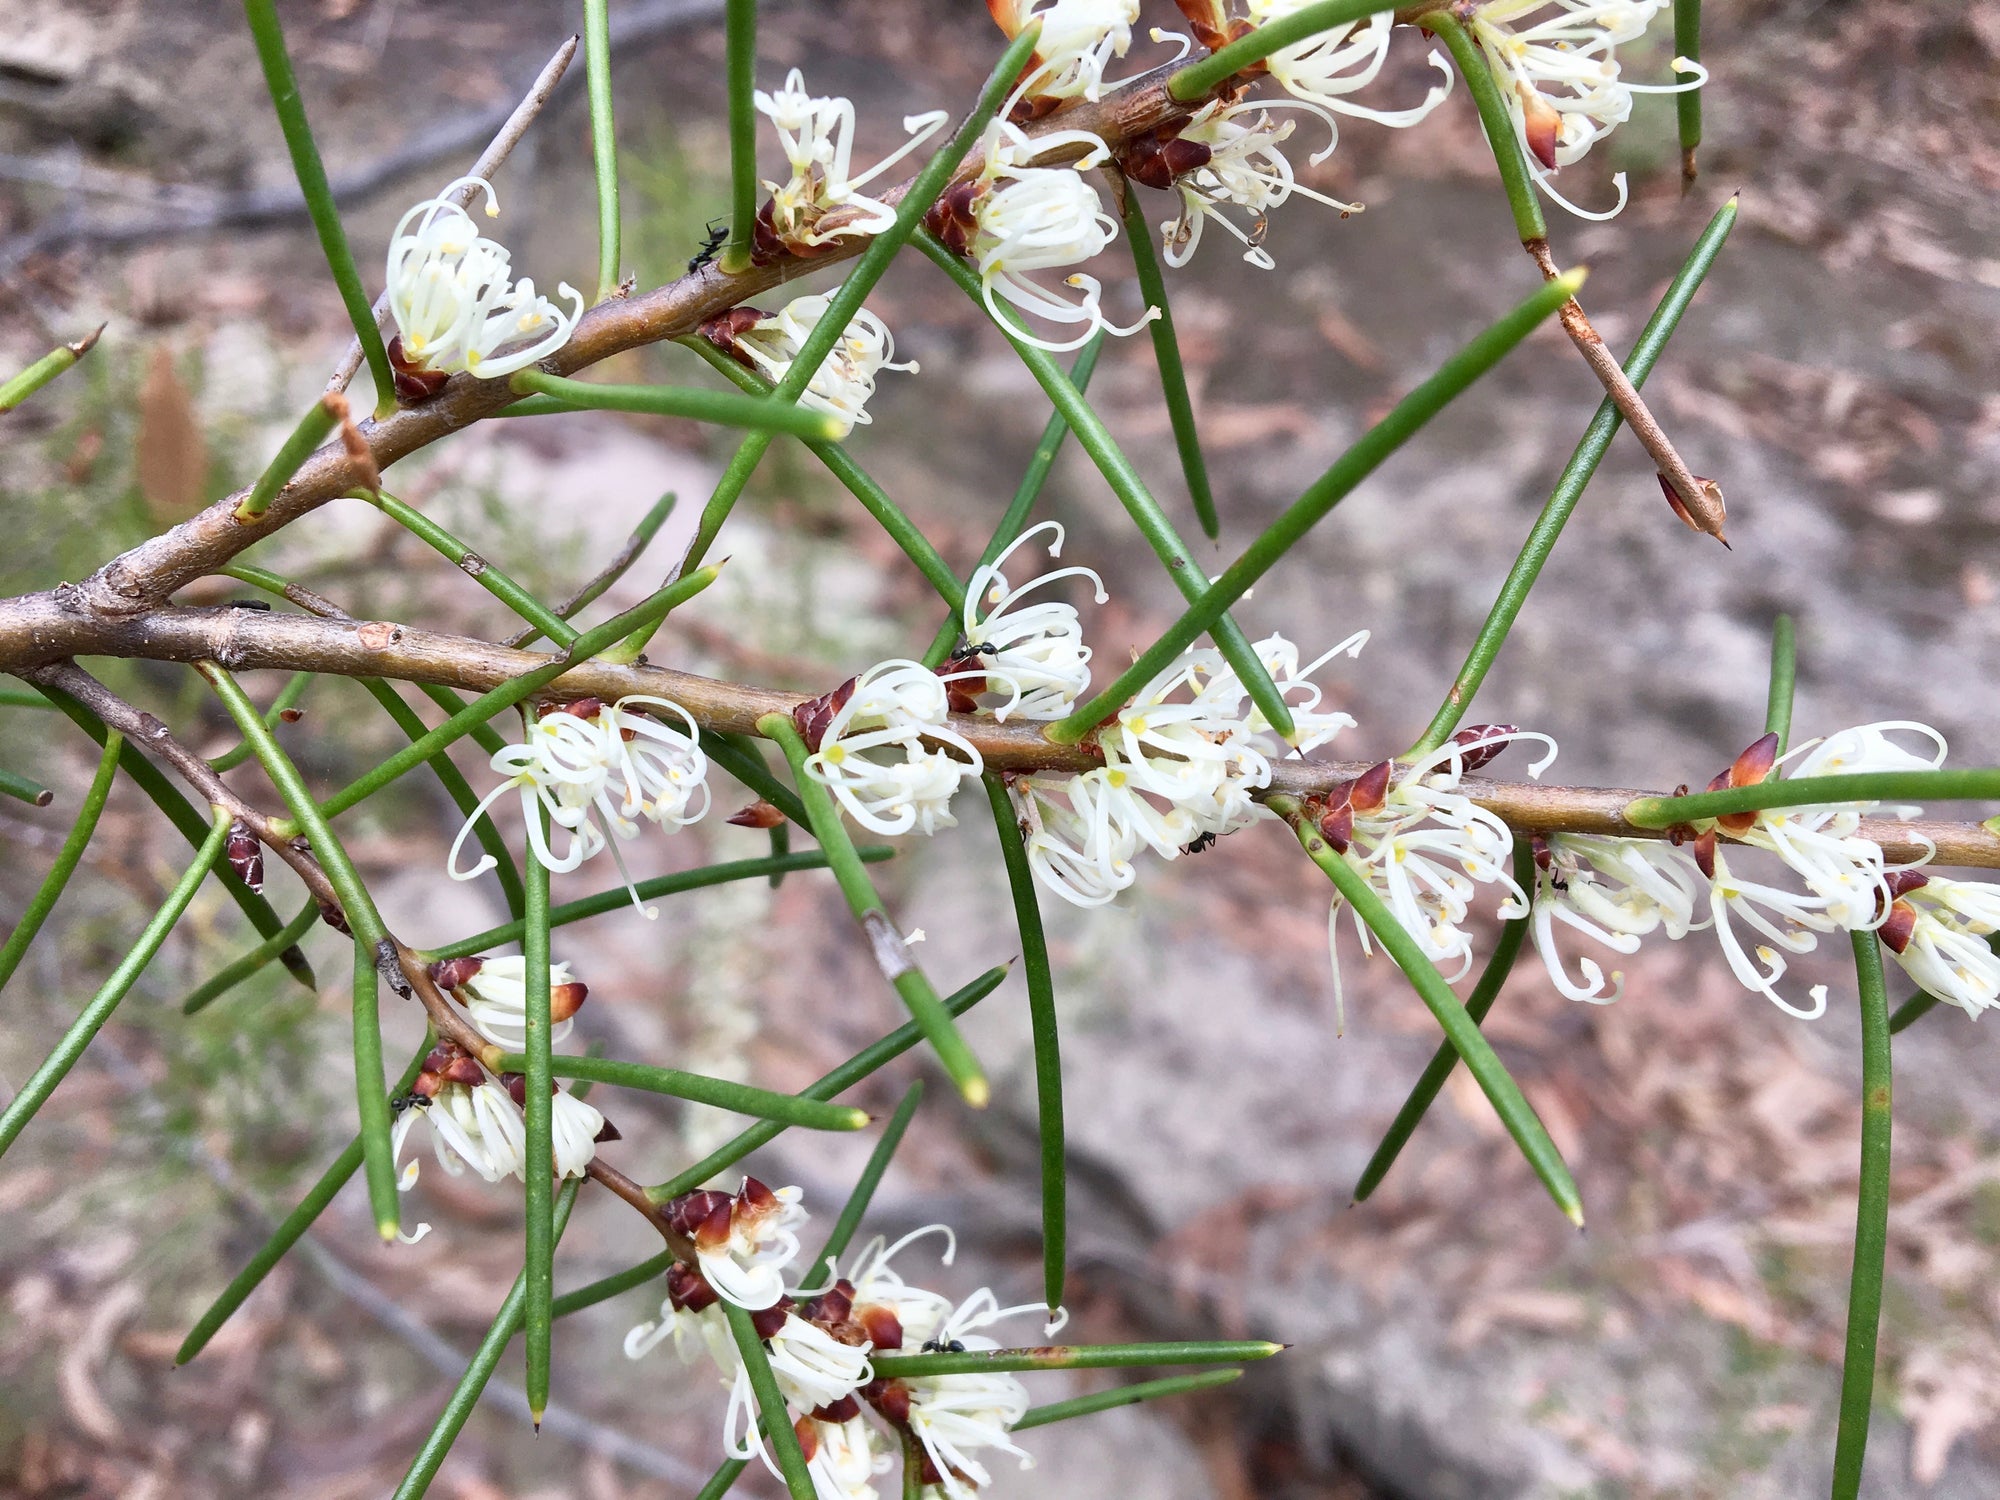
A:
556;697;605;721
727;800;787;829
1884;869;1931;900
550;980;589;1024
593;1117;622;1144
1693;829;1718;881
388;337;449;404
794;676;857;752
1317;802;1354;855
749;1301;791;1340
1353;760;1393;813
865;1378;912;1425
317;899;352;936
428;956;485;991
665;1261;720;1313
856;1303;905;1350
664;1189;735;1246
812;1394;862;1424
801;1281;854;1328
739;1176;777;1209
940;654;989;714
700;306;768;363
1730;733;1780;788
278;707;305;723
795;1414;820;1461
1518;83;1562;171
1880;900;1919;954
923;181;981;259
1449;724;1520;772
1531;833;1555;871
226;820;264;894
504;1072;528;1107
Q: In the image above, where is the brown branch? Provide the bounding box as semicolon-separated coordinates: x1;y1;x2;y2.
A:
58;64;1197;620
12;608;1998;870
1525;238;1729;543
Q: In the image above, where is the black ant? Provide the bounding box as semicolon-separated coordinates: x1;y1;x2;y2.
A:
957;641;1000;657
687;219;729;275
226;599;272;611
1181;831;1218;855
921;1337;968;1354
390;1092;432;1115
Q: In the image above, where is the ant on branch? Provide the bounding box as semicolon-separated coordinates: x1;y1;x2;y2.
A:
920;1337;968;1354
687;219;728;275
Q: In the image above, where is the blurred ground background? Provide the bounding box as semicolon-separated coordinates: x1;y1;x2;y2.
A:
3;0;2000;1496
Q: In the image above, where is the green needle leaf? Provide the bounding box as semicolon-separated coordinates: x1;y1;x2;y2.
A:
0;766;53;806
1118;177;1218;539
237;395;343;522
1675;0;1703;182
983;773;1066;1315
241;0;395;414
722;1298;818;1498
1426;9;1547;245
507;369;843;440
722;0;759;275
583;0;621;301
199;663;398;1235
1833;931;1892;1500
916;228;1296;744
1050;268;1580;745
180;897;319;1014
870;1340;1285;1378
759;712;989;1107
1352;839;1532;1203
177;1033;432;1365
0;733;123;994
360;490;579;647
522;821;554;1428
1627;769;2000;828
646;963;1007;1202
1765;613;1797;754
1014;1368;1243;1430
0;811;230;1163
0;323;103;413
1412;196;1738;754
1168;0;1401;102
392;1177;583;1500
488;1054;870;1131
1276;797;1583;1225
430;848;886;959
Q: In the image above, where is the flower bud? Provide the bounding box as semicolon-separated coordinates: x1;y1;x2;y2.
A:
727;800;787;829
226;820;263;894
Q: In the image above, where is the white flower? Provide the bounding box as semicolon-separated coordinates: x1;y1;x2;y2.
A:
1248;2;1453;125
1321;734;1550;1029
392;1076;526;1238
842;1225;960;1349
1698;840;1835;1020
1883;875;2000;1019
449;695;709;918
757;69;948;253
958;522;1106;720
801;1415;891;1500
671;1178;811;1311
804;662;984;837
990;0;1140;103
901;1290;1041;1499
1465;0;1707;220
1528;834;1707;1003
1194;630;1368;758
955;121;1158;353
440;955;587;1051
722;295;917;438
385;175;582;380
1106;648;1267;811
1161;98;1359;270
1012;768;1146;907
550;1088;606;1179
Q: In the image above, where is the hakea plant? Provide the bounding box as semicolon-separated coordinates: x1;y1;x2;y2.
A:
1;4;1991;1499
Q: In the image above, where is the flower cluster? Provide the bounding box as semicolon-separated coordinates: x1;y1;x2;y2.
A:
1528;722;2000;1022
627;1191;1045;1498
1463;0;1707;219
988;0;1142;109
387;963;610;1245
753;68;947;260
1015;630;1368;908
798;662;989;838
1310;727;1553;1028
384;175;583;395
703;294;918;437
452;695;710;915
